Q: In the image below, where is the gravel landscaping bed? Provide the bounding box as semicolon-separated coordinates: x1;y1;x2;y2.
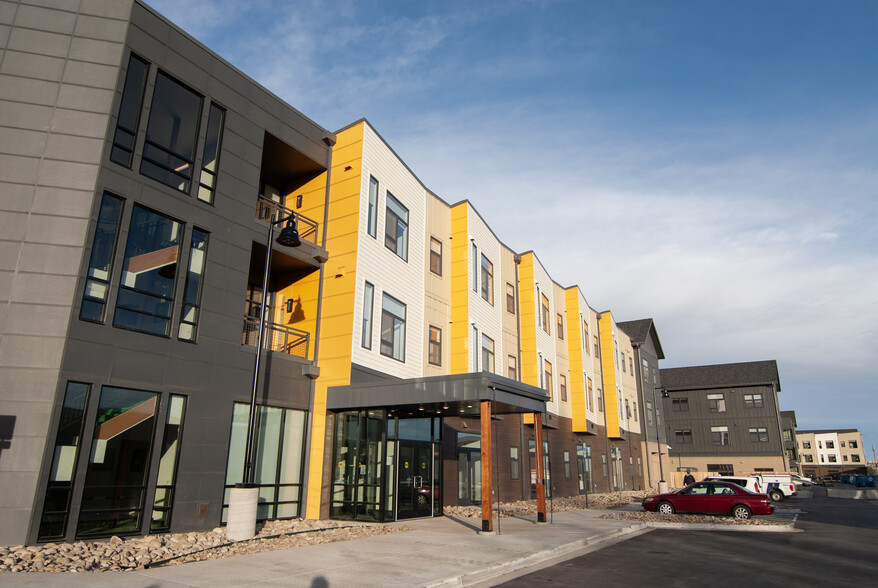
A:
597;511;790;525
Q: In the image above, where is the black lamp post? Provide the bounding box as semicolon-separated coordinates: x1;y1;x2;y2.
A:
242;211;301;486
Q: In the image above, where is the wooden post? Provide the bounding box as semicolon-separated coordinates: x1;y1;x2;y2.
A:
481;400;493;532
533;411;546;522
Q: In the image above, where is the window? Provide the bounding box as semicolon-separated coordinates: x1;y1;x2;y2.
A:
783;429;793;443
625;399;631;419
557;314;564;339
507;355;517;380
602;453;608;478
196;103;225;204
178;228;208;341
471;242;478;291
629;356;633;374
828;455;837;463
367;176;378;237
544;360;553;400
384;193;408;260
825;440;835;449
850;440;858;449
481;334;495;373
380;293;406;361
749;427;769;443
744;393;764;408
633;401;637;421
114;205;183;336
429;237;442;275
586;377;594;411
506;283;515;314
646;400;653;425
802;441;811;449
110;54;148;168
675;429;693;444
38;382;91;541
560;374;567;402
804;453;814;463
656;408;661;426
428;326;441;366
711;426;730;446
80;193;124;323
593;335;600;357
852;454;861;462
642;359;649;381
480;254;493;304
597;388;603;412
563;451;571;479
621;353;625;373
672;398;689;412
361;282;374;349
472;326;479;371
151;394;187;532
582;320;590;354
843;455;848;462
510;446;520;480
541;294;550;334
707;393;726;413
841;441;846;447
140;71;203;193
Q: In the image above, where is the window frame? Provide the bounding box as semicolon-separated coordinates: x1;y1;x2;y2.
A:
428;325;441;366
429;237;442;276
506;283;515;314
361;282;374;349
177;227;209;342
367;176;379;238
480;254;493;304
379;292;406;361
481;334;495;373
384;192;408;261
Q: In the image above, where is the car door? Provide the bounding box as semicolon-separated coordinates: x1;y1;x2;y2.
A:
675;482;711;513
704;482;737;513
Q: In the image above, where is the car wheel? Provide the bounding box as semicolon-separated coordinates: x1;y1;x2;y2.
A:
657;501;675;515
769;489;784;502
732;505;751;519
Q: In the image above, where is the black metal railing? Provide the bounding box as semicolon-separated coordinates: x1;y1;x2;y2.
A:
255;197;319;246
242;316;310;359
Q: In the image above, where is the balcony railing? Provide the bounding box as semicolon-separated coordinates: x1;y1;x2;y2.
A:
255;197;319;246
242;316;310;359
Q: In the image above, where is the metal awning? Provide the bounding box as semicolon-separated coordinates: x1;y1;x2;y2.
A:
326;372;548;417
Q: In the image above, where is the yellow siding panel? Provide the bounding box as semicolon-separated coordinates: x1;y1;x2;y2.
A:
565;288;588;432
599;312;620;438
449;203;469;374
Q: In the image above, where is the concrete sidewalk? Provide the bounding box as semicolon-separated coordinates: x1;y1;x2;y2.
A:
0;510;651;588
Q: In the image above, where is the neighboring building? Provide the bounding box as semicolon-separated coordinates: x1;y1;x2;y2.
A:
617;319;668;490
659;361;786;476
781;411;800;473
796;429;867;478
0;0;335;545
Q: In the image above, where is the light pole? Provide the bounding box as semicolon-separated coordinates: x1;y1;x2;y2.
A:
227;210;300;541
652;386;669;493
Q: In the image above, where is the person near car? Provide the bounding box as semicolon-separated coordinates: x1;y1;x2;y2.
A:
683;472;696;485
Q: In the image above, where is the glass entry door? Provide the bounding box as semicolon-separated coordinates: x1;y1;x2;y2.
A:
396;440;434;519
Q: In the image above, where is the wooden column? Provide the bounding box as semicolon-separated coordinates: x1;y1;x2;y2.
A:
480;400;493;532
533;411;547;522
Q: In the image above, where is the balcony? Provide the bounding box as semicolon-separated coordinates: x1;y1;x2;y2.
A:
255;197;319;247
242;315;310;359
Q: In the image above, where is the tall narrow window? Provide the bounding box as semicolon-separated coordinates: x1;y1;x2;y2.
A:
597;388;603;412
587;377;594;411
557;314;564;339
481;334;495;373
472;325;479;371
110;54;149;168
114;206;183;336
563;450;571;479
507;355;517;380
197;103;225;204
582;320;590;354
544;360;553;400
594;335;600;357
471;242;478;291
38;382;91;541
429;237;442;275
178;228;208;342
480;254;493;304
510;446;520;480
367;176;378;238
506;283;515;314
80;193;124;323
428;326;441;366
541;294;550;334
140;71;203;193
384;192;408;260
646;400;654;425
151;394;187;532
560;374;567;402
380;292;406;361
361;282;374;349
77;386;160;537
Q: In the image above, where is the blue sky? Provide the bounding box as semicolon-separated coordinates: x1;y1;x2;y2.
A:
146;0;878;455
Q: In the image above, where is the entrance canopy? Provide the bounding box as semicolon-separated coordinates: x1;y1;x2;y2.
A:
327;372;548;417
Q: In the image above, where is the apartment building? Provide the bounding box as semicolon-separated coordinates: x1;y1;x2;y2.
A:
0;0;335;546
659;361;786;476
1;0;660;546
781;411;800;474
796;429;867;478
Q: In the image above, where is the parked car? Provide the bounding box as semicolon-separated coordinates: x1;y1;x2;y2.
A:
642;481;774;519
702;475;763;494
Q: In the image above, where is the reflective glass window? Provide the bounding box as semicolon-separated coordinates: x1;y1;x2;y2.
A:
80;193;124;323
384;192;408;260
197;103;225;204
110;54;148;168
178;228;209;341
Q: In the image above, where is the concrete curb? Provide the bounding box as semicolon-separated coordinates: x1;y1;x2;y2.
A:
427;523;651;588
826;488;878;500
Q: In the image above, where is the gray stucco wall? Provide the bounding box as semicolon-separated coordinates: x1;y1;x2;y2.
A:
0;0;134;547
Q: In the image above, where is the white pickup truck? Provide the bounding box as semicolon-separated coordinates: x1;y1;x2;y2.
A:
750;473;798;501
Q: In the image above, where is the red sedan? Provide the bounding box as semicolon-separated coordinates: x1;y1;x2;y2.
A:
642;481;774;519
